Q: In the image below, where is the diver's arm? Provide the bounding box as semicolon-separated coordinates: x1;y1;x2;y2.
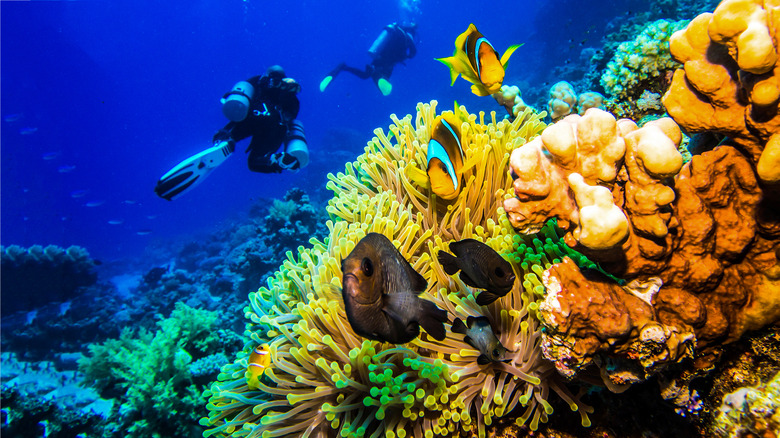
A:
407;40;417;59
404;29;416;59
213;123;236;143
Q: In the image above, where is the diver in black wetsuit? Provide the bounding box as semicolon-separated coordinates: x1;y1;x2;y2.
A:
213;65;307;174
154;65;309;201
320;22;417;96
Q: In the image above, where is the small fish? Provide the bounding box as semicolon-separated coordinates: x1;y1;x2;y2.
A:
137;229;153;235
123;200;137;205
436;23;521;96
85;200;105;207
427;112;464;200
58;165;76;173
70;190;88;198
146;215;157;220
437;239;515;306
452;316;506;365
246;344;271;389
341;232;447;344
107;219;124;225
19;127;38;135
4;113;23;123
42;152;61;160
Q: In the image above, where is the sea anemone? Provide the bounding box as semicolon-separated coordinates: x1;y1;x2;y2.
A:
202;101;592;438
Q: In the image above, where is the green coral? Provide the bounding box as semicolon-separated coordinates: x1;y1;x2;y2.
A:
600;19;688;103
79;302;235;438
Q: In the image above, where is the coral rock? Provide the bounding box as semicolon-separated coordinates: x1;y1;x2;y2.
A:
506;102;780;395
547;81;578;121
504;109;680;252
538;257;694;388
663;0;780;183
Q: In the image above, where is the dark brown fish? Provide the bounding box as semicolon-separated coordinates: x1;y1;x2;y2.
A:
437;239;515;305
452;315;506;365
342;233;447;344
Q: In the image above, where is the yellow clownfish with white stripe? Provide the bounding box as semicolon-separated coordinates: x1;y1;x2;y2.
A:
245;344;271;389
436;23;521;96
426;112;464;200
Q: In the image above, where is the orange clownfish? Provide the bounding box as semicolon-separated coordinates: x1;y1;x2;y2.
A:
246;344;271;389
426;112;464;200
436;24;521;96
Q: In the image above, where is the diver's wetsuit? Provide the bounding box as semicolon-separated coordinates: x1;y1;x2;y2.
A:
328;23;416;87
213;74;301;173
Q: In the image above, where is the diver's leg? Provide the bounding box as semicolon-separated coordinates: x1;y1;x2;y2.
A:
340;64;373;79
247;147;281;173
320;63;347;92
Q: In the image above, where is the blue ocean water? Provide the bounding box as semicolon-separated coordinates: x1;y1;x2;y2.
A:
1;0;646;263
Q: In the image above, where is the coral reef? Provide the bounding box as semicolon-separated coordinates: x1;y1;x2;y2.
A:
1;244;97;316
712;371;780;437
503;105;780;395
601;19;688;105
1;188;322;438
695;325;780;435
548;81;579;121
662;0;780;184
545;81;607;122
78;303;242;438
202;101;596;438
174;187;329;299
492;85;537;121
1;353;108;437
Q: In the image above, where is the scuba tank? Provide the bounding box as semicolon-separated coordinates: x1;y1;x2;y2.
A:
368;26;392;59
221;81;255;122
284;120;309;168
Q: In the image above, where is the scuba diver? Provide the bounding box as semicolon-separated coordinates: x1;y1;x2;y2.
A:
155;65;309;201
319;22;417;96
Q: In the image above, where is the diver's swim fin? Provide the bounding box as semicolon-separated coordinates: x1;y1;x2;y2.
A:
377;78;392;96
154;140;234;201
319;75;333;92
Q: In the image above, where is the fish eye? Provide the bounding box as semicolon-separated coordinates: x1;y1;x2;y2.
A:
361;257;374;276
494;267;504;277
492;349;500;358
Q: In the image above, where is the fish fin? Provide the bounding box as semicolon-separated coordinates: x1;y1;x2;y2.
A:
382;297;407;325
464;335;474;346
454;24;477;51
451;317;467;335
500;44;523;68
475;290;500;306
477;354;490;365
417;299;447;341
471;315;490;325
448;238;479;256
435;57;461;86
458;270;480;289
389;249;427;293
409;267;428;293
437;250;461;276
470;83;493;96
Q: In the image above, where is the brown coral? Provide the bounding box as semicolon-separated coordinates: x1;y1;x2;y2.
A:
504;107;780;395
662;0;780;183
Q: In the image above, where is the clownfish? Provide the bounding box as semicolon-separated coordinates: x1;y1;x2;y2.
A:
245;344;271;389
426;112;464;200
436;24;521;96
